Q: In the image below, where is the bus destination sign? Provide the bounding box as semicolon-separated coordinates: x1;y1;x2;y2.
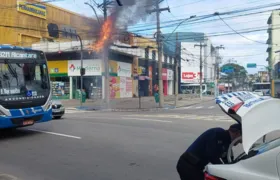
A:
0;51;38;59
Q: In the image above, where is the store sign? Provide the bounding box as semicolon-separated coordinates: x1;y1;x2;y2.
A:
162;68;167;80
17;1;47;19
109;60;118;75
117;62;132;77
0;51;37;59
138;66;146;75
167;69;174;80
68;59;102;76
48;61;68;74
181;72;202;83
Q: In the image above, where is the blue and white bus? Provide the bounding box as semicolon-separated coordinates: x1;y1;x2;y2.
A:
0;45;52;129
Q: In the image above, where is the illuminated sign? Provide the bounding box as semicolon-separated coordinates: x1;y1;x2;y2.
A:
0;51;38;59
17;1;47;19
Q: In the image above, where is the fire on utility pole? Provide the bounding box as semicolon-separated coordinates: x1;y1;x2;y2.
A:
194;42;207;100
147;0;170;108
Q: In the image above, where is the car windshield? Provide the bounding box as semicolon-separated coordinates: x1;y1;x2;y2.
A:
0;60;49;98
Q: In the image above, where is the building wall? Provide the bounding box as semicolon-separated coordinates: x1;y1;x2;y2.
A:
268;10;280;67
0;0;96;47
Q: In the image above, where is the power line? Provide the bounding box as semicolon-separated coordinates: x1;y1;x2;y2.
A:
217;14;267;45
128;0;276;28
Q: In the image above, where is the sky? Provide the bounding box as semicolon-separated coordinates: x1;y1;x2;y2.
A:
50;0;279;74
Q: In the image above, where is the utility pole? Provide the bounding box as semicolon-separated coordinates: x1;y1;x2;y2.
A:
95;0;110;108
214;45;224;97
147;0;170;108
194;42;207;100
174;32;179;107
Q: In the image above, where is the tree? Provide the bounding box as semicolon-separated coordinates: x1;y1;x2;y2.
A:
220;63;248;90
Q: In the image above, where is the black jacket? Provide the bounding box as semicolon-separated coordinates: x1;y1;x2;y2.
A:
181;127;232;169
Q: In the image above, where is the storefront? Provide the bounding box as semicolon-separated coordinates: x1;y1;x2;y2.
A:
167;69;174;95
48;60;70;99
109;61;133;99
68;59;103;100
162;68;168;96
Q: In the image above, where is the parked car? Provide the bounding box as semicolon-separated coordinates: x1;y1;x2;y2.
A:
52;100;65;119
253;90;264;96
205;92;280;180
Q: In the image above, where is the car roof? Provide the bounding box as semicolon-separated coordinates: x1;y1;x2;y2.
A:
216;91;280;154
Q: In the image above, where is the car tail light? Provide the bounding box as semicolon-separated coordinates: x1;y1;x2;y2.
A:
204;172;225;180
228;101;244;114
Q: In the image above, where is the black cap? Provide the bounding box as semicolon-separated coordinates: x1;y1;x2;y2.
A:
229;123;242;134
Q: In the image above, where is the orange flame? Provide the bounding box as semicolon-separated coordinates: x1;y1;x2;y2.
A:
92;18;113;52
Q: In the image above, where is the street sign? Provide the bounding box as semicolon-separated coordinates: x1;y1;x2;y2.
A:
223;69;234;73
247;63;257;68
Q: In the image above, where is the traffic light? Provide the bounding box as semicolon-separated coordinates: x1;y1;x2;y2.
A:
80;68;86;76
47;23;59;38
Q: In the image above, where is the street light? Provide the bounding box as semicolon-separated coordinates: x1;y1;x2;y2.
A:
84;2;101;25
164;15;197;42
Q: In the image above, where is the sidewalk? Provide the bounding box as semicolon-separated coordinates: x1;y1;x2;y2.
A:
59;94;214;111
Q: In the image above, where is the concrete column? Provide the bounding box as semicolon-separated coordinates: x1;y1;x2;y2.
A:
69;76;73;99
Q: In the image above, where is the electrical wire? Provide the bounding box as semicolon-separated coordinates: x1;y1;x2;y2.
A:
128;0;277;29
217;14;267;44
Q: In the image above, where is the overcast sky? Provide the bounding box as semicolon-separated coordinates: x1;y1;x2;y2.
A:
51;0;278;74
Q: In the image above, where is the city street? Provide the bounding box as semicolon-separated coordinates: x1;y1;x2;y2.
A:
0;101;235;180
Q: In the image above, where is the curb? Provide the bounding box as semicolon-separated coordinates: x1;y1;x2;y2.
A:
66;98;215;112
166;98;215;108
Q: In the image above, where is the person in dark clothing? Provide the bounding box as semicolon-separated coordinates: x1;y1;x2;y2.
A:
177;123;242;180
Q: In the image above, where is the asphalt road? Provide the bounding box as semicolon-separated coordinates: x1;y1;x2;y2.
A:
0;102;241;180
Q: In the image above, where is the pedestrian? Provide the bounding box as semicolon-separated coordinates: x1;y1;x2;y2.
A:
176;123;242;180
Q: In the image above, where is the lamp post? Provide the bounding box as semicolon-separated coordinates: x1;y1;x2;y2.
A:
84;2;101;25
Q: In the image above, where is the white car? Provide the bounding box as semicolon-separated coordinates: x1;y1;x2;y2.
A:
253;90;264;96
52;100;65;119
205;92;280;180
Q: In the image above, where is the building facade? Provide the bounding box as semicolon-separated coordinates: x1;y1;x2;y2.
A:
267;10;280;97
32;38;175;100
163;32;216;94
0;0;96;47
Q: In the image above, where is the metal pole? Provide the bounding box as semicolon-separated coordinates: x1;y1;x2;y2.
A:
199;42;203;100
175;32;179;107
102;0;110;108
156;1;164;108
214;48;219;97
77;35;83;107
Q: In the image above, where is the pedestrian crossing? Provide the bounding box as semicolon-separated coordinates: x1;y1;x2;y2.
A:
65;109;91;114
123;114;234;122
178;105;218;110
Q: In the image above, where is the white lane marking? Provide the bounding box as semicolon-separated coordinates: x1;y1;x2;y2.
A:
183;106;193;109
121;117;172;123
195;106;203;109
65;110;89;114
27;129;82;139
208;106;215;109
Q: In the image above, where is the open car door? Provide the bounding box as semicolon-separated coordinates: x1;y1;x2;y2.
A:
216;91;280;154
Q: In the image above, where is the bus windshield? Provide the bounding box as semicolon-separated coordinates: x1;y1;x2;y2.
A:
0;60;49;99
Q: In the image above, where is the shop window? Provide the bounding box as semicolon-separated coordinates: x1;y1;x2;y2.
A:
145;48;149;60
51;76;70;99
152;50;156;61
